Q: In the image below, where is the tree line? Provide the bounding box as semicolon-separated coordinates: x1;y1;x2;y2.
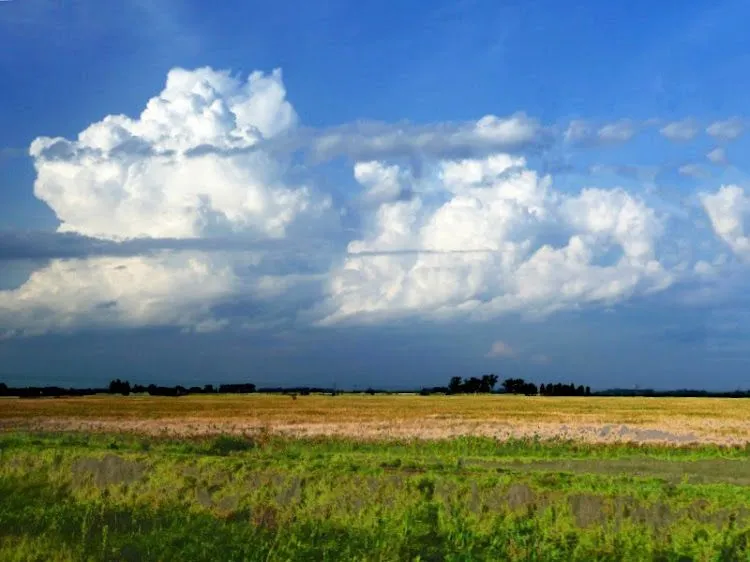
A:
420;376;590;396
6;378;750;399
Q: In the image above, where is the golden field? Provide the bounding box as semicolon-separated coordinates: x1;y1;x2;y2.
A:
2;394;750;444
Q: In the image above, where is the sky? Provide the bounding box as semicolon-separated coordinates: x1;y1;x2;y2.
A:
2;0;750;390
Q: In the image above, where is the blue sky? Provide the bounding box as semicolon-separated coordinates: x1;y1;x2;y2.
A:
1;0;750;389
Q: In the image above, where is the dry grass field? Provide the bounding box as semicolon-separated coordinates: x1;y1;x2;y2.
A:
2;394;750;444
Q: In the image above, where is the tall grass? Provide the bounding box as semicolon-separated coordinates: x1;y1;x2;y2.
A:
3;432;750;560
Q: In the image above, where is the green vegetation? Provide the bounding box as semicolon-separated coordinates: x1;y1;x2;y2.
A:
3;433;750;560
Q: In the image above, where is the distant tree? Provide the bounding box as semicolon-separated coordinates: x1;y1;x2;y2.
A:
203;384;215;393
463;377;481;393
502;378;526;394
218;383;256;394
108;379;131;396
448;376;463;394
539;383;546;395
480;374;499;393
0;383;7;396
585;386;591;396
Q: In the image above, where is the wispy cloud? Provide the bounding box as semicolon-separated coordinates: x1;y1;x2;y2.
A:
678;163;709;179
660;118;699;142
308;113;548;163
706;147;728;166
706;117;744;142
597;119;638;143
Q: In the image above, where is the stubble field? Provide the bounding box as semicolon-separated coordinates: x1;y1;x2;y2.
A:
4;393;750;444
3;394;750;560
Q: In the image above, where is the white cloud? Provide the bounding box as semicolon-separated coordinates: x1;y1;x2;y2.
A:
30;67;332;242
706;118;744;142
701;185;750;257
8;64;746;337
694;260;717;278
309;112;544;163
706;147;728;165
0;249;328;336
486;340;515;358
0;252;237;336
660;119;699;142
319;154;673;325
564;120;592;143
354;161;411;206
678;164;708;179
597;120;637;143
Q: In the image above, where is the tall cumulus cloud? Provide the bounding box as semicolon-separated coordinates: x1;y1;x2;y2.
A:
1;66;747;336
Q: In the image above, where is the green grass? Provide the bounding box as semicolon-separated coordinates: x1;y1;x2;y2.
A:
3;433;750;560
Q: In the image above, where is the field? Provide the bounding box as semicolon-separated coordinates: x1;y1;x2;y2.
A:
4;395;750;560
4;394;750;444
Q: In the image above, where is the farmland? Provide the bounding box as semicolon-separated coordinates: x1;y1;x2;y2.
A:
4;395;750;560
3;393;750;444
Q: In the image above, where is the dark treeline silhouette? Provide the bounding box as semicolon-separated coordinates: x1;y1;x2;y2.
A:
447;374;499;394
0;380;256;398
539;383;591;397
501;378;538;395
595;388;750;398
0;380;349;398
0;383;109;399
5;377;750;399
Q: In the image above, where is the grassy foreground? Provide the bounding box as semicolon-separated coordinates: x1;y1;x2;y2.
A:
3;432;750;561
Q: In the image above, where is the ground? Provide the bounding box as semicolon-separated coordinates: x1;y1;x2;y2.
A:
3;394;750;560
2;394;750;444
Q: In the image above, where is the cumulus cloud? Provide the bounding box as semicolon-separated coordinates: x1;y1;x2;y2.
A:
353;161;413;207
701;185;750;257
486;340;516;358
30;67;332;242
7;64;744;337
0;252;237;336
318;154;673;325
706;118;744;142
660;119;699;142
0;230;344;262
0;248;331;337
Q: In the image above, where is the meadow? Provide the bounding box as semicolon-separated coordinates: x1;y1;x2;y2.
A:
3;395;750;560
